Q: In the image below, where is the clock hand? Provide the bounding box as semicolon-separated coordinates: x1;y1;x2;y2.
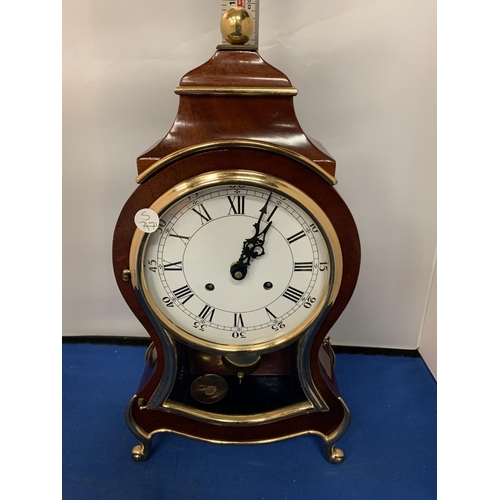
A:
230;192;274;281
252;191;273;238
240;220;273;261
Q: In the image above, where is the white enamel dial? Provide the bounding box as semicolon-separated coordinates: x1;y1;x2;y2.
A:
132;171;341;353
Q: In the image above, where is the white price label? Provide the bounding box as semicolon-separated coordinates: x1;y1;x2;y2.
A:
134;209;160;233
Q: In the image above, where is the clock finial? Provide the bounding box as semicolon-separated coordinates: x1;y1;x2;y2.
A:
220;7;254;45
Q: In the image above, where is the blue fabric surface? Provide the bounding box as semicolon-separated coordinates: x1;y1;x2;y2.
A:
62;343;436;499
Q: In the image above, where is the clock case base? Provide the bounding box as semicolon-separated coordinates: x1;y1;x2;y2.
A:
113;47;361;464
125;340;350;464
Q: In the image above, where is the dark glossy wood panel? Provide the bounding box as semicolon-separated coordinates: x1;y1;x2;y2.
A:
179;49;293;88
136;49;336;177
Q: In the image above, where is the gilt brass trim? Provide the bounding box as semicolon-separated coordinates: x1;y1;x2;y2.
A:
125;396;152;461
144;342;157;366
174;86;298;96
136;140;337;186
296;325;329;411
147;324;178;408
294;223;341;412
132;291;179;408
126;394;350;447
323;337;337;369
159;399;316;426
324;397;351;444
129;169;343;356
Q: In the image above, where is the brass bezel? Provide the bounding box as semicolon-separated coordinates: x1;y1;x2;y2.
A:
129;170;343;355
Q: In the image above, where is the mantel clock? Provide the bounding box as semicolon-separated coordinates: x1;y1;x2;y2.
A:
112;5;361;464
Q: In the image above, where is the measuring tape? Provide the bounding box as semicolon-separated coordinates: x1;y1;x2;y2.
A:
220;0;260;47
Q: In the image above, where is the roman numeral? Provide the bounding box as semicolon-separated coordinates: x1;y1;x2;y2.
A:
282;286;304;303
294;261;313;272
172;285;194;304
163;261;183;271
287;231;306;244
169;230;190;245
266;205;278;222
233;313;244;328
265;307;277;320
228;196;245;215
199;305;216;322
192;204;211;224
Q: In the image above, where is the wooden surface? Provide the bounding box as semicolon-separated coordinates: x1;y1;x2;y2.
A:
136;49;336;177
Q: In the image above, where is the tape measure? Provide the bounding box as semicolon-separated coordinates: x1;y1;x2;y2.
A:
220;0;260;47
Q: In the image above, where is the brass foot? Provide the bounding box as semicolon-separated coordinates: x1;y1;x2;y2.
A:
327;446;345;464
131;443;148;462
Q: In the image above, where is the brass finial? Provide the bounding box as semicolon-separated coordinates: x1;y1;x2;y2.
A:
220;7;254;45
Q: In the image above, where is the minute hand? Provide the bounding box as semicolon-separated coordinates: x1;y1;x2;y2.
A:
252;191;273;237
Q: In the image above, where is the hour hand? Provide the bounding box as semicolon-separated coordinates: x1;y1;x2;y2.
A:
230;228;270;281
242;221;272;260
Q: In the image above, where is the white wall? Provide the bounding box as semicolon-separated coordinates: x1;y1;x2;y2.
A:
62;0;436;350
418;258;437;378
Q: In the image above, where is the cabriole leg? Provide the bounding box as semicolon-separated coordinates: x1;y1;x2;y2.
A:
125;395;153;461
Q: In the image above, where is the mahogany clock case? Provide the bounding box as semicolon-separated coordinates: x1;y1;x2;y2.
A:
112;46;360;461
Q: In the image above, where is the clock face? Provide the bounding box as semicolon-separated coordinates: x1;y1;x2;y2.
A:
130;170;342;353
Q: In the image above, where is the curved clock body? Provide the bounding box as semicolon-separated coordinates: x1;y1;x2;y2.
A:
112;45;360;463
